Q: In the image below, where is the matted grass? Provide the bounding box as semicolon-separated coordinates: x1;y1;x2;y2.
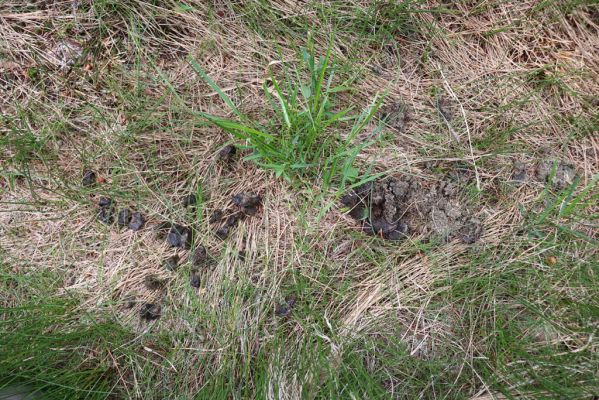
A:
1;1;597;399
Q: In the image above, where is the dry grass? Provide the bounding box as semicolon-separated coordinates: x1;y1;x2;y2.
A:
1;0;598;399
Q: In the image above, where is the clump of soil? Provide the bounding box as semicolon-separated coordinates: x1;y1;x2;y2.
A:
342;176;482;243
97;197;115;224
128;212;145;231
219;144;237;162
232;193;261;216
82;170;96;187
535;159;576;190
140;303;161;320
379;102;410;132
164;255;179;271
166;224;193;249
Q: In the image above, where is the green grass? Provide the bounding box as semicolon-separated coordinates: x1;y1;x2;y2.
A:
185;39;384;190
1;1;598;399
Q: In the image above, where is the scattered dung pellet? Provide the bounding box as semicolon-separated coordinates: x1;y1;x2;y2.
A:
215;225;230;239
167;224;193;248
164;255;179;271
117;209;132;227
209;210;223;224
237;250;246;261
98;197;113;208
182;194;197;208
512;161;527;184
219;144;236;161
275;297;296;317
144;274;164;290
128;212;145;231
232;192;262;216
458;218;483;244
140;303;161;320
98;207;114;224
190;272;200;288
191;245;207;266
97;197;115;225
82;170;96;187
225;214;240;227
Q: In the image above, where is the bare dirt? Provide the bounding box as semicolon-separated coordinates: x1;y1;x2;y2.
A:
342;175;482;243
535;159;577;190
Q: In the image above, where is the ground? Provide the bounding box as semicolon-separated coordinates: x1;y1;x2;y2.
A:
0;1;598;399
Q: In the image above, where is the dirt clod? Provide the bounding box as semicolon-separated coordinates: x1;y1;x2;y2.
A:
219;144;236;162
342;176;482;243
458;218;483;244
140;303;161;320
232;193;261;216
164;255;179;271
128;212;145;231
82;170;96;187
166;224;192;248
535;159;576;190
380;102;409;132
117;209;132;227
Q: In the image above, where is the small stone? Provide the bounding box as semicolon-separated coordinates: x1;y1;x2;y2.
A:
140;303;161;320
117;209;132;227
219;144;236;161
164;255;179;271
182;194;197;208
82;170;96;187
190;272;200;288
128;212;145;231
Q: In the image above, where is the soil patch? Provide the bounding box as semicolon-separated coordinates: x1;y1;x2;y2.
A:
535;159;576;189
342;175;482;243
